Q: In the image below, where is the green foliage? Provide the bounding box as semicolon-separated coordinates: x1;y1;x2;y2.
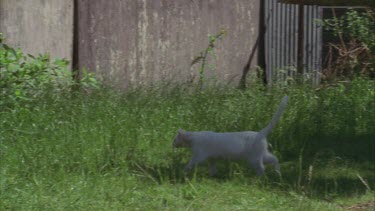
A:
1;30;374;209
322;10;375;79
323;9;375;54
0;34;99;109
1;77;374;209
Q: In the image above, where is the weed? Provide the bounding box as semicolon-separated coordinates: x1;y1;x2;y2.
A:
191;29;226;87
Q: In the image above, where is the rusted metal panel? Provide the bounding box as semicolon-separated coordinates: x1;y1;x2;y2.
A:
76;0;260;89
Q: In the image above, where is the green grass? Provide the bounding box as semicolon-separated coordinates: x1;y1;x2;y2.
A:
1;78;374;210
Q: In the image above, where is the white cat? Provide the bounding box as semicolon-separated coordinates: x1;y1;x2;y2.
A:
173;96;289;176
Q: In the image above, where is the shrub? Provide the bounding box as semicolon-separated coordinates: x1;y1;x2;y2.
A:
322;9;375;79
0;33;99;109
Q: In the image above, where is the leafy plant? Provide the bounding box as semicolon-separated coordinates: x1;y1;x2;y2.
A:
191;29;226;87
322;9;375;80
0;34;99;109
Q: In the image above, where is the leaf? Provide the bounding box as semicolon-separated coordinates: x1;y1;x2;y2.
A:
3;44;18;58
191;56;204;66
15;89;22;96
3;44;10;51
27;54;35;59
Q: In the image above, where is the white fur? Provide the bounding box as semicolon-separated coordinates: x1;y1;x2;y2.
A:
173;96;288;176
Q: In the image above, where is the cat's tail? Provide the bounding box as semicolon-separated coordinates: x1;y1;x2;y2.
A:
256;95;289;142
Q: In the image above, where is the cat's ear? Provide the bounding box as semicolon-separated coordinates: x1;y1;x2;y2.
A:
178;128;185;134
178;129;186;140
178;129;190;146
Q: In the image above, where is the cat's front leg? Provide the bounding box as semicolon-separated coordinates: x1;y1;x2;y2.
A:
184;153;208;172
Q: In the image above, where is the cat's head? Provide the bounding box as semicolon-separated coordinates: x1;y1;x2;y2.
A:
172;129;190;148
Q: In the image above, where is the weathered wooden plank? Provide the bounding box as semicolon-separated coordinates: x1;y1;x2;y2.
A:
76;0;261;88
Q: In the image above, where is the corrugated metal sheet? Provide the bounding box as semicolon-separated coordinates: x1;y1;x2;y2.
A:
265;0;323;85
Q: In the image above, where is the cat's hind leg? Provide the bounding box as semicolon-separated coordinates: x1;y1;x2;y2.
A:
263;152;280;174
249;158;265;176
208;160;217;176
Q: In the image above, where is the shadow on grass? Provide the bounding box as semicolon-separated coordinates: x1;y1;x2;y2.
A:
127;135;374;200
